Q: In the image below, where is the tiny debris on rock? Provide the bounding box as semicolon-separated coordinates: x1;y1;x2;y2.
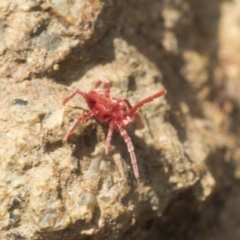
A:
12;99;28;106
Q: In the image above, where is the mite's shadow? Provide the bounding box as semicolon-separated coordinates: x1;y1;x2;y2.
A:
68;118;179;190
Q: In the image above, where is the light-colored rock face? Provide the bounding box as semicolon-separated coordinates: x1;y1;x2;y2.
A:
0;0;240;239
0;0;103;82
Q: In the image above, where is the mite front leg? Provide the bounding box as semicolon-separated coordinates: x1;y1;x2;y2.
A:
64;111;95;141
95;77;111;96
62;89;87;105
117;126;139;179
128;89;167;117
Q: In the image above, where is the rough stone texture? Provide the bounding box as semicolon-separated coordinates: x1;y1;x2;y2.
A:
0;0;240;239
0;0;121;81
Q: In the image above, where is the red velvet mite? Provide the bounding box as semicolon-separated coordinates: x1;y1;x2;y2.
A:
63;77;166;179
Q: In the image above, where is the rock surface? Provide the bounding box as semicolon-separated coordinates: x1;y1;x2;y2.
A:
0;0;240;239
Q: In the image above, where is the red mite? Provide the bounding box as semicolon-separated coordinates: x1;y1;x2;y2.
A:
63;77;166;179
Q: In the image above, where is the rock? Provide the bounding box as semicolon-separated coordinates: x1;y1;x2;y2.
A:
1;0;240;239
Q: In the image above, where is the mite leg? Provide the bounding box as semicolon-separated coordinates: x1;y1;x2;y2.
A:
128;89;167;117
95;77;111;96
117;126;139;179
64;111;95;141
105;121;115;155
62;89;87;105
